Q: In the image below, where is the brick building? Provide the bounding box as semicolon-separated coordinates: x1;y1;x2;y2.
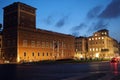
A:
2;2;75;62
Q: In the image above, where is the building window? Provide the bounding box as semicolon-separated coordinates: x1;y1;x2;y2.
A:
46;53;48;56
98;37;100;39
37;41;40;47
89;38;91;41
93;48;95;51
46;42;49;48
23;40;27;47
50;42;53;48
92;38;94;40
96;48;98;51
102;37;104;39
24;52;26;56
43;53;44;56
95;37;97;40
50;53;52;56
31;41;35;47
32;52;34;56
95;34;97;36
64;44;66;48
105;32;107;35
99;48;101;51
42;42;45;48
90;48;92;51
38;52;40;56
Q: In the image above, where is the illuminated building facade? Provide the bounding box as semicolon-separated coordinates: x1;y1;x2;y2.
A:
118;42;120;55
74;36;88;59
88;29;119;59
2;2;75;62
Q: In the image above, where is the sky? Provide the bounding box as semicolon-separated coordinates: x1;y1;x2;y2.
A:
0;0;120;42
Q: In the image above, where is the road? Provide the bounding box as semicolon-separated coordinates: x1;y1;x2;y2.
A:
0;61;120;80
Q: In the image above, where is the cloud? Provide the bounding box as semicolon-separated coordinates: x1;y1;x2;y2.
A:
87;20;108;33
71;23;86;31
55;15;68;28
99;0;120;19
70;23;87;37
43;15;53;25
71;31;80;37
87;5;102;19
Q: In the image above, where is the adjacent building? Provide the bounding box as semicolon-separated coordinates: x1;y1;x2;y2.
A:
87;29;119;59
2;2;75;62
74;36;88;59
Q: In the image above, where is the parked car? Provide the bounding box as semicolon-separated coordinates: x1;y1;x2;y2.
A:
110;58;119;63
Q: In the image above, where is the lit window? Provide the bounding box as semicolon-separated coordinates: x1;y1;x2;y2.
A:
99;48;101;51
90;48;91;51
99;37;100;39
102;37;104;39
93;48;95;51
95;34;97;36
95;38;97;40
105;32;107;35
96;48;98;51
89;38;91;41
92;38;94;40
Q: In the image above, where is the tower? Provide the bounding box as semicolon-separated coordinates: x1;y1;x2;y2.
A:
3;2;36;62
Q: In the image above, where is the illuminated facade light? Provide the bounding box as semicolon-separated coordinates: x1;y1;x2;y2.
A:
89;38;91;41
102;37;104;39
95;53;99;58
95;37;97;40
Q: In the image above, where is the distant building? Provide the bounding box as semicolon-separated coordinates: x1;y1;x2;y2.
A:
88;29;119;59
2;2;75;62
74;36;88;59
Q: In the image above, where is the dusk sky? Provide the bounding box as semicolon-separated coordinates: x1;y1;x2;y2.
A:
0;0;120;41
